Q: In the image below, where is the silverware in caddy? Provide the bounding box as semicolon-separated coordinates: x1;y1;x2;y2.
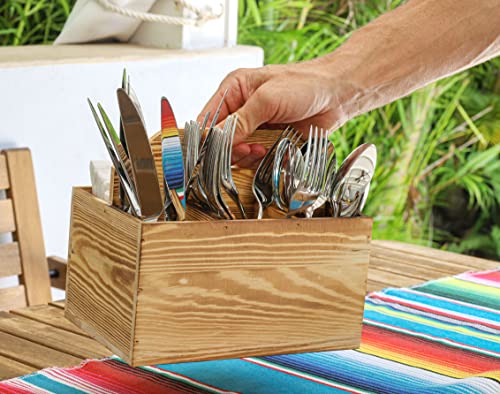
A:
117;88;164;222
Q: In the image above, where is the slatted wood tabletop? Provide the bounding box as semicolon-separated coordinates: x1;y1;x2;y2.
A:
0;240;497;380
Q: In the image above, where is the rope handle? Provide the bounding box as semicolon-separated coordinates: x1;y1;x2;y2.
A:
95;0;224;27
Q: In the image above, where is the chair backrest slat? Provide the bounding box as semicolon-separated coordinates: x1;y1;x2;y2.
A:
0;243;22;277
0;155;8;190
0;149;51;309
0;199;16;233
0;285;27;311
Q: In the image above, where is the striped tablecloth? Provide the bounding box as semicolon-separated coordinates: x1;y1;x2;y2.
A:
1;269;499;393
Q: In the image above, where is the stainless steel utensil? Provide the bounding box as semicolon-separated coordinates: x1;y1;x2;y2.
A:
161;97;186;222
287;127;329;218
272;132;303;211
88;99;141;217
329;143;377;217
184;119;204;187
253;126;300;219
117;88;164;221
221;115;247;218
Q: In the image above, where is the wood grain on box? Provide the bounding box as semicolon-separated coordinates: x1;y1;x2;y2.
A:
66;131;372;366
65;187;141;360
133;218;371;365
67;187;372;366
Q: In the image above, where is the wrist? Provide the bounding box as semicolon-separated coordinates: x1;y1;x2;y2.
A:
307;54;370;127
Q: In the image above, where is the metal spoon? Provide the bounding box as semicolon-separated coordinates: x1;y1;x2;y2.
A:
329;143;377;217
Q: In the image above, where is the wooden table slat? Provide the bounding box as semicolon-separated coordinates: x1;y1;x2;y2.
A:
371;246;498;274
372;240;499;270
0;354;36;381
0;331;82;370
369;255;450;281
0;313;112;360
366;280;397;294
10;305;89;337
367;267;426;290
371;248;465;274
49;300;65;309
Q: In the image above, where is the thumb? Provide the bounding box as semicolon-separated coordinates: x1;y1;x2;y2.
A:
232;86;276;146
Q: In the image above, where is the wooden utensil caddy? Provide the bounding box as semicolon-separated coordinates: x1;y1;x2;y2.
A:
65;129;372;366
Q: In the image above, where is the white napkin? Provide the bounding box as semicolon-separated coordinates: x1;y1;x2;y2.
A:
90;160;113;203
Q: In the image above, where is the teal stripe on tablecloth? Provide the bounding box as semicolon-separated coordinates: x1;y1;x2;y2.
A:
154;358;355;394
22;373;88;394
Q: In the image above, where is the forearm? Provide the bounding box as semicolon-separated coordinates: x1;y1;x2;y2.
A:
317;0;500;120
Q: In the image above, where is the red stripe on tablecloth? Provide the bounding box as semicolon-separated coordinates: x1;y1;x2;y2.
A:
361;324;500;374
69;359;207;393
0;381;34;394
468;270;500;283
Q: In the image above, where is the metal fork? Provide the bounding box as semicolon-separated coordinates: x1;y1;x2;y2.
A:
253;126;300;219
272;132;303;211
221;115;247;218
184;119;204;187
185;92;226;204
209;127;234;219
303;133;337;218
287;127;329;218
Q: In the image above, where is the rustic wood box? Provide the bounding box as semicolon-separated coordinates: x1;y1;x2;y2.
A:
65;130;372;366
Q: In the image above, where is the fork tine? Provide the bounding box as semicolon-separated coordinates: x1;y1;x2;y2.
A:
303;126;313;182
311;126;323;190
318;128;328;188
314;128;323;188
200;111;210;132
307;126;319;187
314;126;323;187
209;89;228;130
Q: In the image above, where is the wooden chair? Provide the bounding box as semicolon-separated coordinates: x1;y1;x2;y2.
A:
0;148;66;311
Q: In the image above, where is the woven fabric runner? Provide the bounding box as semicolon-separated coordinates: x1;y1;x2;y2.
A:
1;269;499;393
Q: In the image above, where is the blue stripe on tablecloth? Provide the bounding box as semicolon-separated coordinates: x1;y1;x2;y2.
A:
22;373;88;394
381;288;500;321
155;358;352;394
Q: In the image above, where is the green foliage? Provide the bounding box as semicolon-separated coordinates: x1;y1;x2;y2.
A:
238;0;500;260
2;0;499;259
0;0;75;45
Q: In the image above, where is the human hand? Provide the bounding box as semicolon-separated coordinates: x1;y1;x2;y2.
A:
197;62;354;168
199;0;500;168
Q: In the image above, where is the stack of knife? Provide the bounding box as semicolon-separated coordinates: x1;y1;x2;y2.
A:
89;70;177;221
88;70;239;222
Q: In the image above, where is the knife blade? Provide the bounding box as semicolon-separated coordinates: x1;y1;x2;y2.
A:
117;88;163;221
88;99;141;217
161;97;185;209
118;69;130;211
